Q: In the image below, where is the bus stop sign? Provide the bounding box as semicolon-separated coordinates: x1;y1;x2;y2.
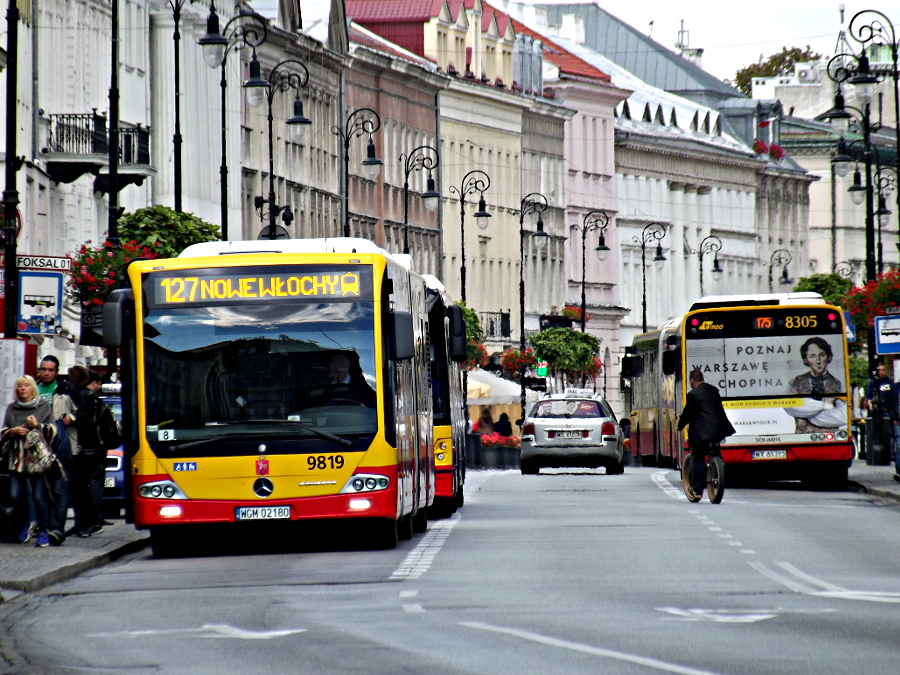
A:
874;316;900;354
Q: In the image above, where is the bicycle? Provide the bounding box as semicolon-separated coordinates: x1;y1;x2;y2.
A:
681;442;725;504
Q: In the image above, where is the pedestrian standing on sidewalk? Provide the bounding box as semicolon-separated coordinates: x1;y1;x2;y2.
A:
2;375;52;545
862;363;898;461
35;355;79;461
67;367;105;537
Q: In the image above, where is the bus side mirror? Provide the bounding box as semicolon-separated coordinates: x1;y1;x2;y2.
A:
448;305;467;362
102;289;134;348
390;310;415;361
661;350;679;376
621;355;634;377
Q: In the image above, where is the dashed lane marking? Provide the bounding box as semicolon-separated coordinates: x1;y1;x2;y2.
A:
390;513;461;580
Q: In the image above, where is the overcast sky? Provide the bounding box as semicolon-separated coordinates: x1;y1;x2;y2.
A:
534;1;900;82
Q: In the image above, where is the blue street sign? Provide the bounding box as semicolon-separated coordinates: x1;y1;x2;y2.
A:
874;316;900;355
843;311;856;342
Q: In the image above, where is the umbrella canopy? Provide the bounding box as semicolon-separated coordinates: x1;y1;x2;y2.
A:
466;369;522;405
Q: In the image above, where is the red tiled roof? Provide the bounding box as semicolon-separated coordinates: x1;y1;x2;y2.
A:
509;15;611;83
345;0;443;22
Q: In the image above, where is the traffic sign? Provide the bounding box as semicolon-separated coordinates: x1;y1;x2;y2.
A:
844;311;856;342
874;316;900;354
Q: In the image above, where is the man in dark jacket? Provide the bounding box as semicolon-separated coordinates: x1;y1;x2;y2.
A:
678;370;736;499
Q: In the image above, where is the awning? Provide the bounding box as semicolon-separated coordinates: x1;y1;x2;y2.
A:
466;369;523;405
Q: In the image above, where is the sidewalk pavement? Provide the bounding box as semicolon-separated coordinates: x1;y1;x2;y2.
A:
0;519;148;603
0;462;897;603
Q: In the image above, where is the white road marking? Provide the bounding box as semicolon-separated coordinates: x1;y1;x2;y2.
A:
390;513;461;580
739;550;756;555
727;542;743;546
750;561;900;603
399;590;418;598
87;624;305;640
656;608;778;623
461;621;727;675
402;604;425;613
709;527;722;531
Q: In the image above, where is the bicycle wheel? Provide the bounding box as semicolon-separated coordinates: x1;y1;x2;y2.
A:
707;455;725;504
682;454;701;502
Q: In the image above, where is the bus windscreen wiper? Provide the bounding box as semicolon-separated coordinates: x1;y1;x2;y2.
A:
241;420;354;447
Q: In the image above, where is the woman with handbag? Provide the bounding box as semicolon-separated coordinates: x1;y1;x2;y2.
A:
2;375;52;546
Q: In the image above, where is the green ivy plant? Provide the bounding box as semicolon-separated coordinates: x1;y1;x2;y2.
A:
117;205;220;259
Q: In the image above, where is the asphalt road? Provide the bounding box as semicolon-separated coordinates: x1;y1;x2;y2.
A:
2;467;899;674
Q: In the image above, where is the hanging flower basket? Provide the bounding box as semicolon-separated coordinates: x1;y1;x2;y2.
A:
561;304;590;322
67;239;160;307
462;340;489;371
752;138;769;154
769;143;784;160
500;347;538;376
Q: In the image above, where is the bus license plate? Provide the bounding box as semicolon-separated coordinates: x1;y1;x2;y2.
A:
104;477;115;488
752;449;787;460
553;430;583;440
235;506;291;521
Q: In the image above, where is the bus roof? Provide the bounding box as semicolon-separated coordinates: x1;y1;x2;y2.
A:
180;238;402;261
689;292;826;311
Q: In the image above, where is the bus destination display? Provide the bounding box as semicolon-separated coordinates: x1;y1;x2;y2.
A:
146;266;373;307
688;309;840;338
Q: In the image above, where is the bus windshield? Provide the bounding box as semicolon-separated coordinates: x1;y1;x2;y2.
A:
684;306;849;440
142;301;378;442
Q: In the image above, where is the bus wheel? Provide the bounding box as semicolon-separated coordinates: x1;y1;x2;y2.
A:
150;527;184;558
412;506;428;534
369;518;398;549
397;512;413;540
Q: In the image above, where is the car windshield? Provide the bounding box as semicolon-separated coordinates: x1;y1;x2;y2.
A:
533;399;602;419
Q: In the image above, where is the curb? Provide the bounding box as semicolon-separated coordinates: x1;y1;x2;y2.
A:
848;481;900;504
0;535;150;597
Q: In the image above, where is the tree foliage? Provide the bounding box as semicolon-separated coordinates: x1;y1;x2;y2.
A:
793;273;854;306
117;205;221;259
454;301;483;345
732;46;822;97
529;328;600;379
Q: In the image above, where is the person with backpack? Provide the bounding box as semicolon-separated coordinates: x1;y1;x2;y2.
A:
2;375;52;546
67;367;106;537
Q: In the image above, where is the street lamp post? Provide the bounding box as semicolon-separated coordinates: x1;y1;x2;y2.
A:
243;53;311;240
160;0;194;212
198;2;267;240
519;193;549;418
633;223;667;333
767;249;793;293
3;0;21;337
698;235;723;297
448;170;491;303
332;108;382;238
570;210;609;332
400;146;441;255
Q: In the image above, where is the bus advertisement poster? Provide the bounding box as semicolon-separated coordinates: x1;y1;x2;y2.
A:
17;270;64;335
685;332;849;439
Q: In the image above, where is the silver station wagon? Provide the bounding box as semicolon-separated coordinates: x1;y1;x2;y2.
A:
520;389;625;475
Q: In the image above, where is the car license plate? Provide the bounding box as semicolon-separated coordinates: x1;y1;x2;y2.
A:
104;477;115;488
553;430;583;440
752;449;787;460
235;506;291;521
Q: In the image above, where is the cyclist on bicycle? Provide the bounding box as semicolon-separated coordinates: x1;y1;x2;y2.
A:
678;370;735;499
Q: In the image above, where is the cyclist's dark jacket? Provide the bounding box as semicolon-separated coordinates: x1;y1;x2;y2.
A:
677;382;736;444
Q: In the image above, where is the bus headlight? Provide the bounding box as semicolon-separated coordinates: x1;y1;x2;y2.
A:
138;480;187;500
340;474;390;494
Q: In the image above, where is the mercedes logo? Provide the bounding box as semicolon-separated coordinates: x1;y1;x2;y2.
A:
258;444;267;453
253;478;274;498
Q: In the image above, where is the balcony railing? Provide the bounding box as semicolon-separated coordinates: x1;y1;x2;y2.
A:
119;126;151;165
46;113;108;155
481;311;511;339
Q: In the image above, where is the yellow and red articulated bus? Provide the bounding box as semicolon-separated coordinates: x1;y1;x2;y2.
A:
103;238;466;556
625;293;853;487
423;275;468;517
